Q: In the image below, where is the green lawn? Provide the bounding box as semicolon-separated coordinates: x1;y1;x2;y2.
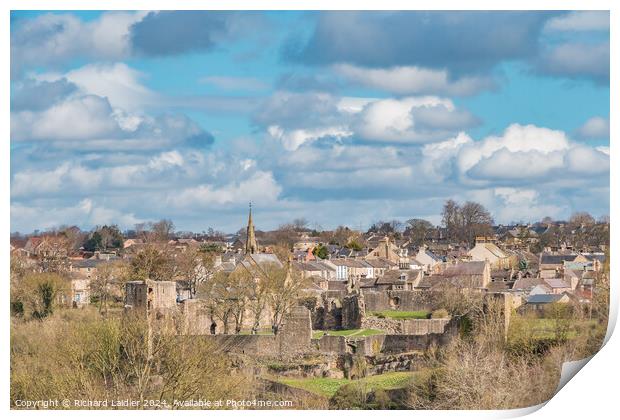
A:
312;328;384;339
369;310;430;320
277;371;416;397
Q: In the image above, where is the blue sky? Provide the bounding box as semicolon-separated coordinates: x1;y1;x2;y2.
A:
10;10;610;233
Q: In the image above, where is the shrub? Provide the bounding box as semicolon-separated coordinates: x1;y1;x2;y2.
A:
329;383;369;409
431;309;450;319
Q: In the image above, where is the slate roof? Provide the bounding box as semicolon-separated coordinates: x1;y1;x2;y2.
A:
512;277;544;291
441;261;487;277
540;253;577;265
544;278;571;289
526;294;565;304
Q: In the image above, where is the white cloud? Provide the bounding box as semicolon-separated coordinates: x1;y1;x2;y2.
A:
172;171;282;207
64;63;158;110
11;95;120;141
10;199;142;232
354;96;451;142
457;124;570;177
453;124;609;182
538;42;609;81
33;63;158;110
335;64;495;96
564;146;610;175
576;116;609;140
11;12;147;76
545;11;609;32
493;188;565;223
267;125;352;151
421;132;473;180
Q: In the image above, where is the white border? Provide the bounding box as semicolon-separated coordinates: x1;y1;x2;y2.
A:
2;2;617;420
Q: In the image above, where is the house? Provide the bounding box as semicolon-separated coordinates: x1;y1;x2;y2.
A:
520;293;570;315
293;260;336;281
364;257;397;277
563;269;582;290
512;277;545;295
539;253;579;278
366;236;401;263
437;260;491;289
467;239;512;269
414;245;443;273
543;278;572;294
529;284;552;296
372;269;423;291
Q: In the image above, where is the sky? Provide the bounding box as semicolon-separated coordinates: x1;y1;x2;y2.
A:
10;10;610;234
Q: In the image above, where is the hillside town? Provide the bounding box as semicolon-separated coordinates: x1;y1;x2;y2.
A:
10;199;610;408
10;202;608;320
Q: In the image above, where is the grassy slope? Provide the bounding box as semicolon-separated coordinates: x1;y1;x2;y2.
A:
368;310;430;320
278;371;416;398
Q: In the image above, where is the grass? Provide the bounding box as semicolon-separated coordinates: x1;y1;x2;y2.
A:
508;316;599;340
369;310;430;320
277;371;416;397
312;328;384;339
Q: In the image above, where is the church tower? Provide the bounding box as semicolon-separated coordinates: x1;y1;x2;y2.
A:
245;203;258;254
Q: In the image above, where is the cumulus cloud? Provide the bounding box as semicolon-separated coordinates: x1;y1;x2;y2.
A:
545;11;609;32
284;11;552;74
493;188;566;223
11;199;142;232
11;80;213;151
455;124;609;183
11;11;146;77
575;116;610;140
129;11;266;56
172;170;282;207
11;95;121;142
536;42;609;83
267;125;352;151
421;133;473;180
335;64;496;96
353;97;475;143
11;78;77;111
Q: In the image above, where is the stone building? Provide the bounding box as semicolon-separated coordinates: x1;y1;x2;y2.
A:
125;279;177;318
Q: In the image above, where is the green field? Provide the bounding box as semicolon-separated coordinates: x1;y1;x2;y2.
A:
312;328;384;339
277;371;416;397
368;310;430;320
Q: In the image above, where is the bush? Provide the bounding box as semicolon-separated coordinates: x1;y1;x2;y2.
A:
431;309;450;319
329;383;369;409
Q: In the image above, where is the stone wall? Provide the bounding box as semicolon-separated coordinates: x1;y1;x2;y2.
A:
279;306;313;355
192;306;313;358
361;316;451;335
179;299;211;335
314;335;347;354
362;290;438;312
341;294;364;329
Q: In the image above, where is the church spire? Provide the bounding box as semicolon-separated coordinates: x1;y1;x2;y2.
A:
245;202;258;254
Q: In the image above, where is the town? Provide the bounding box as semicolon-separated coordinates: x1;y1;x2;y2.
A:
10;200;610;409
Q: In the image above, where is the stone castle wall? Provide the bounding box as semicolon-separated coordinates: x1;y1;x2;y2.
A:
362;290;438;312
362;316;451;335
